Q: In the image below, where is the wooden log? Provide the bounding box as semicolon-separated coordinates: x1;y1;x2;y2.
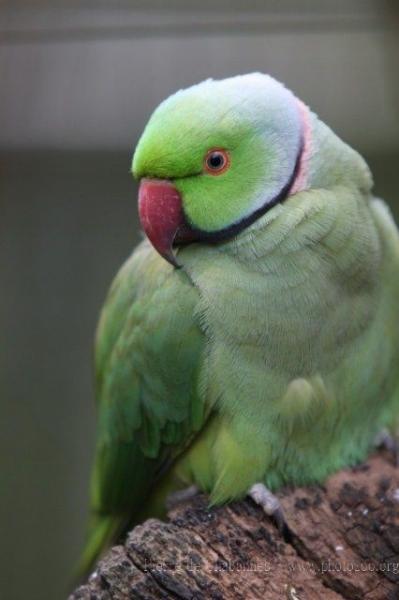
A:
70;451;399;599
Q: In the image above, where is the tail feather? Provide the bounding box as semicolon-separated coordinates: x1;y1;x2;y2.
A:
76;513;127;580
76;470;183;580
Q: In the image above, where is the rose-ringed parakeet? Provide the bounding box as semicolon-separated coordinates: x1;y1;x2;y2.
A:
81;73;399;572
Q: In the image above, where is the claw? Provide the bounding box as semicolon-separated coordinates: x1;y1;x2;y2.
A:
374;429;399;466
166;485;199;510
248;483;289;535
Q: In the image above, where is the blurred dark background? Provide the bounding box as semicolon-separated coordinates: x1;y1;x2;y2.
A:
0;1;398;599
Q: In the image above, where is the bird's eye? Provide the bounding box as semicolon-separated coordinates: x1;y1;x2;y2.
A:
204;149;230;175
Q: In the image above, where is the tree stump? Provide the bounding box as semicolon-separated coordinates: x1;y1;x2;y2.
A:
70;451;399;599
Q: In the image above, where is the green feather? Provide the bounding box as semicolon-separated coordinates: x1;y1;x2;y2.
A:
80;242;206;573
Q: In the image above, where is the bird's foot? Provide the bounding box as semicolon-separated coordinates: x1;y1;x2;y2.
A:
166;485;199;509
374;428;399;466
248;483;288;535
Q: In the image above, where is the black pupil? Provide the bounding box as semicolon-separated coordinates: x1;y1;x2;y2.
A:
208;152;224;169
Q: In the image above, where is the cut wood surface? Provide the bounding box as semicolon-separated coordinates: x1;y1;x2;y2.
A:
70;451;399;599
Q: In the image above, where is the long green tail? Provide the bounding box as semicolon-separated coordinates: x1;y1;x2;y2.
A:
76;513;127;580
76;471;181;580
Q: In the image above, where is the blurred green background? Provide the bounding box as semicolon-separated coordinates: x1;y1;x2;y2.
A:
0;1;398;599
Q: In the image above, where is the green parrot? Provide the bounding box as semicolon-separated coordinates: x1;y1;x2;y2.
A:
81;73;399;573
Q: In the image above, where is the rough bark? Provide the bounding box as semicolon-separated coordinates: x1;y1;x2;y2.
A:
70;451;399;599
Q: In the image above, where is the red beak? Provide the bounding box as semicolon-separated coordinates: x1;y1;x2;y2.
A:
138;178;186;267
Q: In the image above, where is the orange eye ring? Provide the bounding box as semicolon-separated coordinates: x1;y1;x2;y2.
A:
204;148;230;175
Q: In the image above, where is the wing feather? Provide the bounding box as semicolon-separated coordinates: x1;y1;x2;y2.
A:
80;240;205;572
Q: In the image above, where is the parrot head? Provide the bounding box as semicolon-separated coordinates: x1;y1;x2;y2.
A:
132;73;368;266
